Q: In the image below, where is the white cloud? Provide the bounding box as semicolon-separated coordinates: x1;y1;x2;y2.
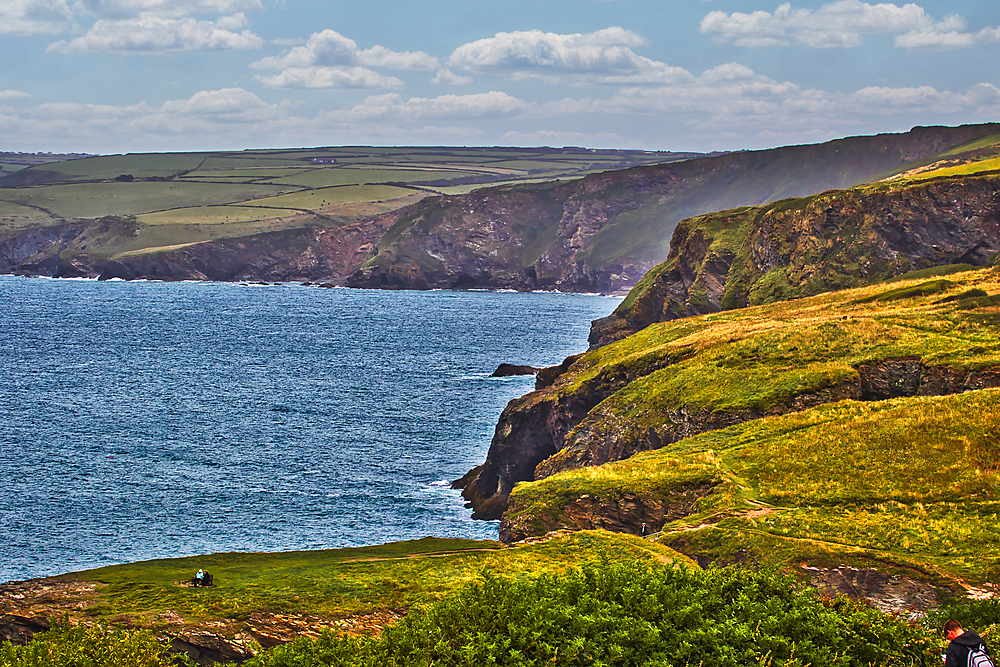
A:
337;91;532;121
47;13;264;53
158;88;283;121
358;45;437;71
251;29;436;89
701;1;963;48
0;90;32;99
530;59;1000;143
447;27;691;85
256;67;404;90
500;129;637;148
431;69;473;85
0;0;74;36
849;84;1000;113
252;30;437;70
895;24;1000;50
76;0;264;20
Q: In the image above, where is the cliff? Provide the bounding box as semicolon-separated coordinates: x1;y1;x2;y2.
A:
459;173;1000;523
348;124;1000;292
473;267;1000;594
0;213;394;283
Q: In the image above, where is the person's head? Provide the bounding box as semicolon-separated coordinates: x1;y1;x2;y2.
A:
944;620;964;641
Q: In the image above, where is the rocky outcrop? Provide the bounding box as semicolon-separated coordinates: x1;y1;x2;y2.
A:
463;345;1000;530
0;614;50;645
459;345;690;520
535;360;1000;480
591;173;1000;347
491;363;540;377
0;214;393;283
807;566;941;616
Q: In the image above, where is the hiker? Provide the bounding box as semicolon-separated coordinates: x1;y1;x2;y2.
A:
195;569;204;587
944;620;994;667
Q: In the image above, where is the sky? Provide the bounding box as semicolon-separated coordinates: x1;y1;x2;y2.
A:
1;0;998;155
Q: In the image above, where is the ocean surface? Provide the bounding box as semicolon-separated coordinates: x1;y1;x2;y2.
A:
0;276;619;583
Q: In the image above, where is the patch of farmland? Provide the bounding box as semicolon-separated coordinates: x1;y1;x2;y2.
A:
0;181;298;218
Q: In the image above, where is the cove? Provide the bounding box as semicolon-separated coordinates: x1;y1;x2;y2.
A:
0;276;618;582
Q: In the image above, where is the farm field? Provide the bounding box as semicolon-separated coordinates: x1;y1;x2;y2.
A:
0;146;691;260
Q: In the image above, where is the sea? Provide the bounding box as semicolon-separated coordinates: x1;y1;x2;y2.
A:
0;276;619;583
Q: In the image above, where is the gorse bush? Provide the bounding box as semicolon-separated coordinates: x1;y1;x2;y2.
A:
246;562;933;667
0;621;182;667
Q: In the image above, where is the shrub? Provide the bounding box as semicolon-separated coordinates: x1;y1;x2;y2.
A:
0;621;182;667
246;562;933;667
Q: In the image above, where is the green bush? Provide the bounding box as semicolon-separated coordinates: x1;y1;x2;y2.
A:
246;562;933;667
926;597;1000;640
0;621;182;667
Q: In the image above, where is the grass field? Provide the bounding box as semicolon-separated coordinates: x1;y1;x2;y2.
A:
136;206;306;225
0;181;297;219
40;532;688;631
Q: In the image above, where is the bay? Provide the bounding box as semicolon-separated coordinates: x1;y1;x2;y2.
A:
0;277;618;583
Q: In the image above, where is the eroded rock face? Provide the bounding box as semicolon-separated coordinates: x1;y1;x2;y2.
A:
0;614;50;645
0;214;394;284
808;566;941;615
348;125;1000;294
500;483;716;543
465;355;1000;537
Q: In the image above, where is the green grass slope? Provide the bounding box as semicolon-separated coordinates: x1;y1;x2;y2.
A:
502;268;1000;592
18;532;687;638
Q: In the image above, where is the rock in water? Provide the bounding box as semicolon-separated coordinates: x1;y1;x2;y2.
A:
491;363;540;377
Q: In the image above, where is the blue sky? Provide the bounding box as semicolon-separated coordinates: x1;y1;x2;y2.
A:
1;0;998;154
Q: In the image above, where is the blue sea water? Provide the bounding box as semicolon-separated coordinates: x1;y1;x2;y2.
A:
0;277;619;583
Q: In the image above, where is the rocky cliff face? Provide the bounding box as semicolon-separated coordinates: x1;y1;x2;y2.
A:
0;214;393;283
591;173;1000;347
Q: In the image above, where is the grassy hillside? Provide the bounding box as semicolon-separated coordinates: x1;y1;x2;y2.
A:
2;532;687;648
501;267;1000;594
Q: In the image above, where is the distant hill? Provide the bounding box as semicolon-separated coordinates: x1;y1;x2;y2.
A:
2;125;999;286
345;124;1000;292
0;146;695;281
